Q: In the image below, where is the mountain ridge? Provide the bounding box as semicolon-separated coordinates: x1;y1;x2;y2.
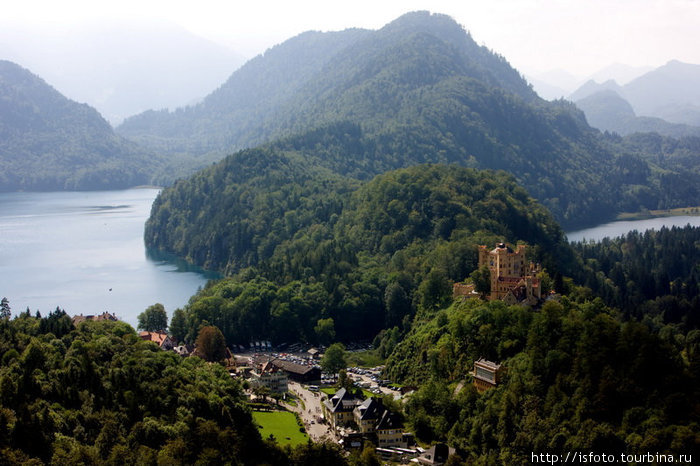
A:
0;18;246;124
0;60;160;191
137;12;700;232
570;60;700;126
576;89;700;137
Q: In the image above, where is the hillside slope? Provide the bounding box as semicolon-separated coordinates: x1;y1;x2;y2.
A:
130;12;700;228
117;27;371;156
148;161;571;344
0;60;159;191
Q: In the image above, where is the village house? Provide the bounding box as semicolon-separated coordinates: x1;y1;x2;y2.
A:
472;358;504;393
324;390;410;450
353;397;385;434
376;410;404;448
249;359;288;394
306;347;321;360
138;331;176;350
478;242;541;304
322;388;360;430
270;359;321;383
172;344;194;357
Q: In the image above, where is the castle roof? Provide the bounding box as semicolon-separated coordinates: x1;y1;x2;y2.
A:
475;358;501;371
491;242;514;254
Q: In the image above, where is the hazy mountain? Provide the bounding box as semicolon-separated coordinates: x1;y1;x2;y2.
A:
526;75;569;100
569;79;623;102
588;63;653;85
138;11;700;232
117;27;372;158
576;90;700;137
0;19;246;124
118;11;536;160
0;60;159;191
528;64;650;101
625;60;700;125
527;69;582;100
570;60;700;126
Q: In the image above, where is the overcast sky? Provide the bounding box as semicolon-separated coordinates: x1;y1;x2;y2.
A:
3;0;699;77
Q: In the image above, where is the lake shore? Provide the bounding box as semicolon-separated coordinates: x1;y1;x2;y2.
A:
616;206;700;221
566;215;700;243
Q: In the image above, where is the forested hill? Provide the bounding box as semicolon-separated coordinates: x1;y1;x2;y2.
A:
117;11;535;157
146;160;573;344
0;313;348;464
0;60;160;191
117;27;372;156
127;11;700;228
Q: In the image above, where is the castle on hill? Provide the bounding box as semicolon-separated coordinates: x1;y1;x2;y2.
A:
478;242;541;305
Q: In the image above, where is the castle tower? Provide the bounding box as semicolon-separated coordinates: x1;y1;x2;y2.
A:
478;243;540;302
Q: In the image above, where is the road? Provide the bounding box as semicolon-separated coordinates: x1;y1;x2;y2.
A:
286;381;333;441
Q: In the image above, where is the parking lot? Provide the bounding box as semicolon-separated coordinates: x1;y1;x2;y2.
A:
345;366;402;399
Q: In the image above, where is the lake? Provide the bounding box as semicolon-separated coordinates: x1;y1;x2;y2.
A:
0;189;217;328
566;215;700;242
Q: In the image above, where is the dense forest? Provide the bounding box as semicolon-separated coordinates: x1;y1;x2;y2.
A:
0;61;160;191
128;12;700;228
384;296;699;463
149;163;572;347
372;225;700;462
0;310;349;465
571;225;700;330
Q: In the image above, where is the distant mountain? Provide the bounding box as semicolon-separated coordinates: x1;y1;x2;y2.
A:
527;69;582;100
118;12;536;160
0;19;246;124
139;12;700;234
526;75;569;100
576;90;700;137
570;60;700;126
588;63;653;86
528;64;651;101
117;27;371;157
0;60;159;191
569;79;623;102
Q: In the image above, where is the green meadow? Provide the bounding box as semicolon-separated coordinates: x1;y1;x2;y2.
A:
252;410;309;447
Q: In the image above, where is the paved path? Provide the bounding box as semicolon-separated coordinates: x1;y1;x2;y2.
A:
285;381;334;442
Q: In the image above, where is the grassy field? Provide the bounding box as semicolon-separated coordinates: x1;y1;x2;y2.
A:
252;410;309;447
345;348;384;367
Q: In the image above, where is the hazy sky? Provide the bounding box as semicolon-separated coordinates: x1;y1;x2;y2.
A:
4;0;699;77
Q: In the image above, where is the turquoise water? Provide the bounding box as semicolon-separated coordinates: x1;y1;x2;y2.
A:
566;215;700;242
0;189;217;328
